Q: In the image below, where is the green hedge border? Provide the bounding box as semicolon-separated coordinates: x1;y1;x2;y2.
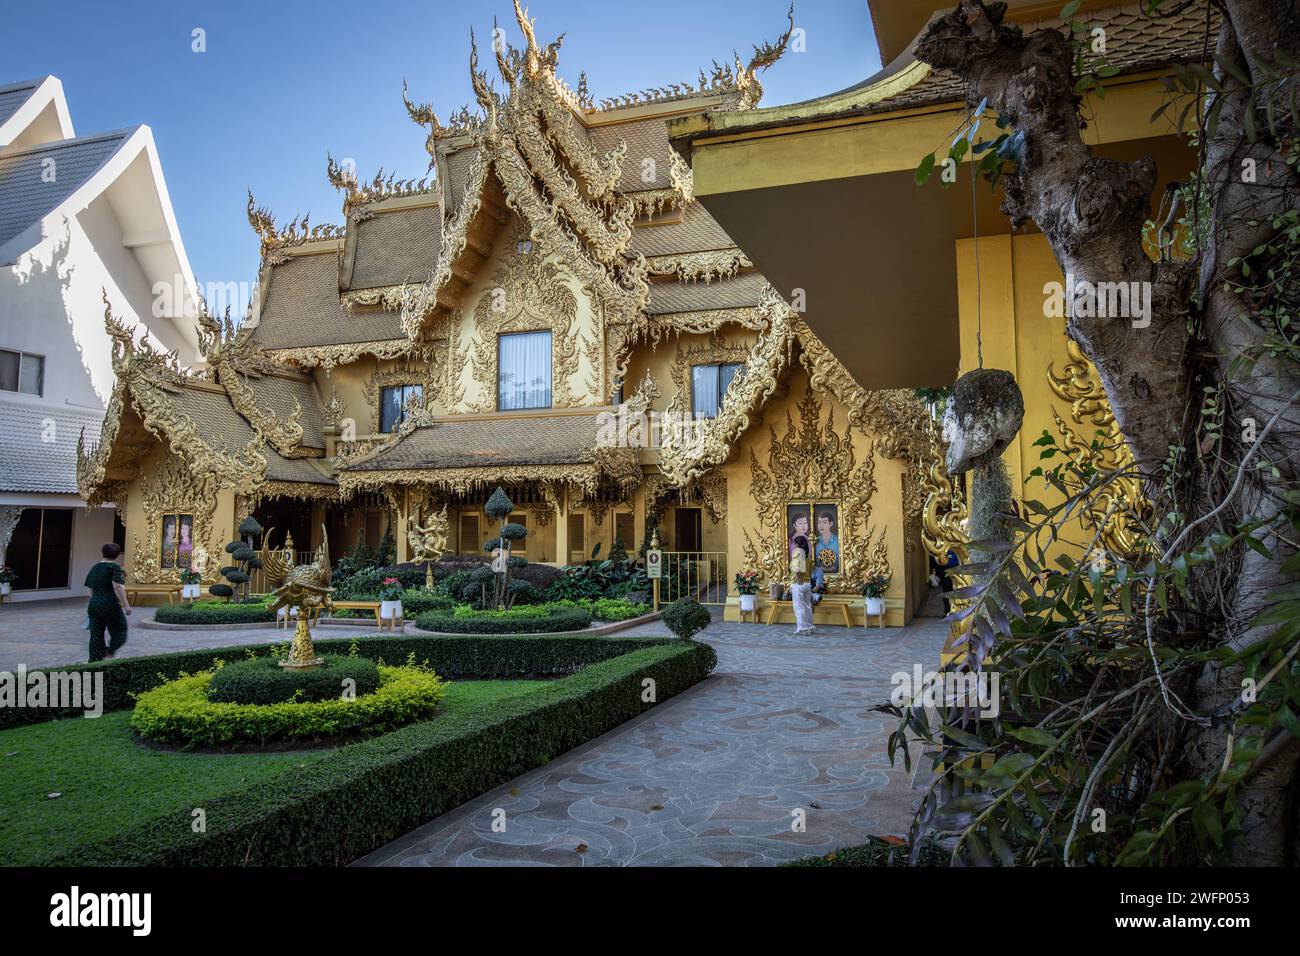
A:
414;606;592;634
0;634;686;731
46;641;716;865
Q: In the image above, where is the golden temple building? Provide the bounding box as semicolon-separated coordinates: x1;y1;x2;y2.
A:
75;0;1204;626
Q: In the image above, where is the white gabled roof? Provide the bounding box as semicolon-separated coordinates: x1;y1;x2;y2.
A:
0;76;75;150
0;75;202;356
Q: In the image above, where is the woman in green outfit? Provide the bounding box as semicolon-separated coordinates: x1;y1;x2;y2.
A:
85;542;131;662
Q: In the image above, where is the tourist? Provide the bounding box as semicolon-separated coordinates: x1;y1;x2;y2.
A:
790;535;815;635
86;543;130;662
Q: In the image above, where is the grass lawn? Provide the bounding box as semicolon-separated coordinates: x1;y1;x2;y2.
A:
0;679;549;866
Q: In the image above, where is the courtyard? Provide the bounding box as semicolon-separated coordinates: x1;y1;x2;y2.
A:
0;598;943;866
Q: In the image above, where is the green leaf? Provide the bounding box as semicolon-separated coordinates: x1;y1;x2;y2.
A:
915;151;936;185
1060;0;1083;19
1007;726;1058;748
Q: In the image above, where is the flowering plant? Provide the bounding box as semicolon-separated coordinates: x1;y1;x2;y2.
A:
0;565;15;584
179;566;202;585
733;570;761;596
378;577;405;601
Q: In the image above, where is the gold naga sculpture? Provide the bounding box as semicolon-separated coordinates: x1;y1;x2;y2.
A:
407;505;450;587
260;526;333;670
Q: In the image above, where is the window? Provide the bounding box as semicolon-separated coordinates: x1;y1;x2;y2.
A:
615;512;635;553
0;348;44;396
691;363;742;418
7;508;72;591
499;330;552;410
458;514;480;555
158;512;194;570
380;384;423;433
567;513;586;564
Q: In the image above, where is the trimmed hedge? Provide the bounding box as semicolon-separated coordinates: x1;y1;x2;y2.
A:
154;602;276;625
0;634;683;730
49;641;716;865
415;606;592;634
206;655;380;705
133;664;445;747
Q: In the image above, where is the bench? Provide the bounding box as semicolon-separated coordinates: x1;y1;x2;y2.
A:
124;584;182;605
764;599;855;628
326;600;402;631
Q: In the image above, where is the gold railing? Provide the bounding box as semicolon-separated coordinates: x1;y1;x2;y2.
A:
654;551;728;607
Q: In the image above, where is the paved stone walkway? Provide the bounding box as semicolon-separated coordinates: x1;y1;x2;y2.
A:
0;598;425;671
357;616;946;867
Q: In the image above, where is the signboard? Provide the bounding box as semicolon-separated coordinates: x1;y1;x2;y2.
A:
646;549;663;580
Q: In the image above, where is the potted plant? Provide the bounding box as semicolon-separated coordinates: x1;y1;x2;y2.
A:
734;570;760;613
0;565;15;597
862;574;890;618
378;577;404;620
179;566;202;600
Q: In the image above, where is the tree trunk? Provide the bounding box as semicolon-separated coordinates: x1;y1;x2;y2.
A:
915;0;1300;864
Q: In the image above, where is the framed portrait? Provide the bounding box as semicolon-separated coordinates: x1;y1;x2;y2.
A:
786;503;814;561
812;503;841;574
160;514;177;569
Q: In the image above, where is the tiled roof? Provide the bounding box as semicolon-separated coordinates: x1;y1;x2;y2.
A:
0;80;38;129
591;117;673;190
235;372;328;450
646;272;766;315
865;3;1215;117
166;384;334;484
444;146;480;217
250;250;404;350
631;202;737;257
347;412;607;471
0;130;126;246
0;396;103;495
347;202;442;291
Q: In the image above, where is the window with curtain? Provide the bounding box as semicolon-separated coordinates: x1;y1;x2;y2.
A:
380;384;423;433
0;348;44;396
499;330;552;410
690;362;743;418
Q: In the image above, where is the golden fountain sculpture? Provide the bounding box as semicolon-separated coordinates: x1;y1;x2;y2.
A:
408;504;450;587
260;526;333;670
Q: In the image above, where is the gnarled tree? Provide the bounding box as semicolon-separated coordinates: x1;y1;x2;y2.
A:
908;0;1300;864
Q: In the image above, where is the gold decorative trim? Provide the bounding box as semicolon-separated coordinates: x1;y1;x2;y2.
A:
1047;339;1149;555
466;234;582;412
741;387;878;593
645;249;751;282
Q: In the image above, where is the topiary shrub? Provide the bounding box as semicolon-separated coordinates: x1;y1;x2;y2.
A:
507;579;540;605
661;597;712;641
207;584;234;600
131;664;446;748
206;655;381;705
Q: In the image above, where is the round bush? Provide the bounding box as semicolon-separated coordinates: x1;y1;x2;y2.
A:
415;606;592;634
131;664;446;747
207;655;380;705
662;597;712;640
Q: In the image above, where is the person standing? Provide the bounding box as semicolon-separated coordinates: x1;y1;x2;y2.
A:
86;542;130;662
790;535;816;635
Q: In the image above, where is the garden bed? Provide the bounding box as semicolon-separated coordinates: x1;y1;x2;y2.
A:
0;634;715;865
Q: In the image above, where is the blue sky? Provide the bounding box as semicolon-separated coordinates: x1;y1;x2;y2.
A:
3;0;881;314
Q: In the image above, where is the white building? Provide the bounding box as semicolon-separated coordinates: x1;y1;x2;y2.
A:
0;76;201;602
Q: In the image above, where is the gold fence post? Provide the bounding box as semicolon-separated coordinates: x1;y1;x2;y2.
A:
653;577;660;611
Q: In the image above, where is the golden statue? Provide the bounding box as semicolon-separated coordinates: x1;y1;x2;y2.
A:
260;525;333;670
408;504;449;587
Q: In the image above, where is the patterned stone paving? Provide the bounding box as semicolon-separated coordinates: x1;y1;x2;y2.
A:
0;598;366;671
357;615;948;867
